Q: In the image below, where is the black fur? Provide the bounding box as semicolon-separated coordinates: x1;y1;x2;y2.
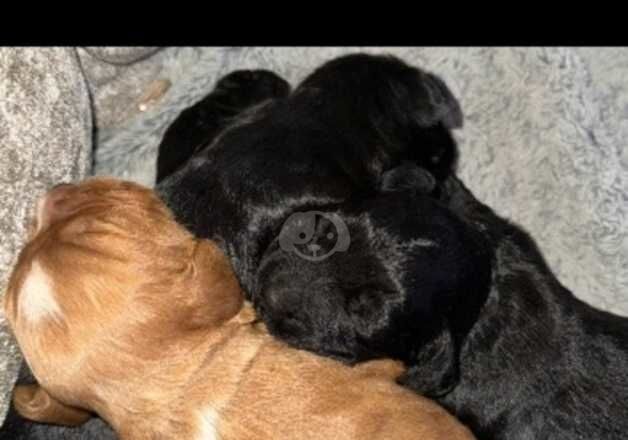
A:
255;189;493;398
157;53;628;439
156;69;291;183
432;175;628;439
258;162;628;438
157;53;461;297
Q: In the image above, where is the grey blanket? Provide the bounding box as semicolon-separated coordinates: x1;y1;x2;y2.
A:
0;47;626;423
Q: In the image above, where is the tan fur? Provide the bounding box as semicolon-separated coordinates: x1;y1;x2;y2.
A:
13;384;92;426
4;177;474;440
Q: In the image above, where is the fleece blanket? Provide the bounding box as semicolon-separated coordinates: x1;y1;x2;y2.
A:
0;47;626;423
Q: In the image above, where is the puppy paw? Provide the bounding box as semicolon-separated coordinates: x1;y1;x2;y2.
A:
13;384;93;427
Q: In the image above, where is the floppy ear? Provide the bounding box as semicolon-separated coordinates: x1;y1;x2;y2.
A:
405;72;462;181
419;72;463;130
13;384;92;427
346;286;461;397
376;68;463;181
181;239;243;329
356;191;492;398
395;321;461;398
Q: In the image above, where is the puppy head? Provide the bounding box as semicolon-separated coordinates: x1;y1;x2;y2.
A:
255;190;492;397
299;53;463;181
3;177;242;412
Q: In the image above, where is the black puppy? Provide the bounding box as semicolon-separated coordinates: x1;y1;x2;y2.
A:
257;163;628;439
153;54;628;439
176;56;628;439
256;182;492;397
157;53;462;298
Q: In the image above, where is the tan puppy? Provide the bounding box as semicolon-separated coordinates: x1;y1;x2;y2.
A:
3;178;474;440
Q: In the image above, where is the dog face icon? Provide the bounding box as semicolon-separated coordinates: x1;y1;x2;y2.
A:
278;211;350;261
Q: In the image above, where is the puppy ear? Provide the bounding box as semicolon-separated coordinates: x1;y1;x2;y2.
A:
419;73;463;130
395;322;461;398
406;73;462;181
182;239;243;328
377;68;462;181
13;384;92;427
36;183;76;232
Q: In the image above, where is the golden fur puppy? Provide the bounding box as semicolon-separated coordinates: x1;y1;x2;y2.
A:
3;178;474;440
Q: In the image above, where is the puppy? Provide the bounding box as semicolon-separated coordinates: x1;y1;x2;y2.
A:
187;59;628;438
0;67;292;440
255;179;493;398
3;178;475;440
157;53;463;298
152;54;479;419
257;159;628;440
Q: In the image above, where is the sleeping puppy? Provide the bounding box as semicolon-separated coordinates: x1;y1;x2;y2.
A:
255;178;493;398
208;58;628;438
0;67;292;440
157;53;463;298
2;178;475;440
257;163;628;439
153;55;475;419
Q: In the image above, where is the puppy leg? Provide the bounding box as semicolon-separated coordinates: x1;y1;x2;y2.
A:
156;69;291;183
13;385;92;427
0;402;116;440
